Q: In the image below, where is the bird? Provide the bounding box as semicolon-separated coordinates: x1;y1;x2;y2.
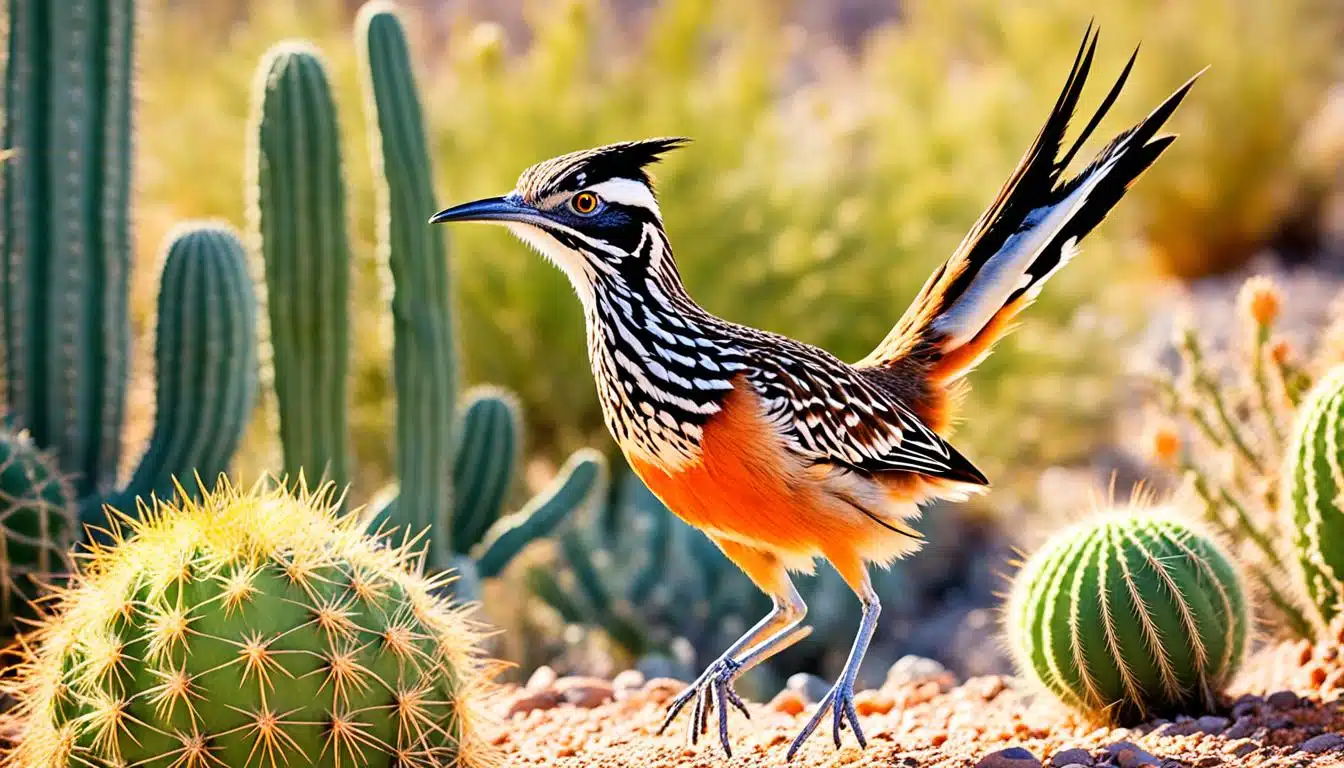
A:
431;25;1199;761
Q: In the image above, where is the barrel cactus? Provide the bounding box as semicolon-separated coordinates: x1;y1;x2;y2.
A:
4;480;497;767
1007;507;1248;723
0;432;76;622
1282;363;1344;629
247;2;603;589
2;0;257;532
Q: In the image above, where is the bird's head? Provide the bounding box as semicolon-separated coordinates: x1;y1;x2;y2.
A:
430;137;688;303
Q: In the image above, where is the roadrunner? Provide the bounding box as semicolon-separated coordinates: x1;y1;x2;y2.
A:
432;27;1198;760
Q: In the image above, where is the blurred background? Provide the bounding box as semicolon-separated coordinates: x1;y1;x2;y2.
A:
122;0;1344;695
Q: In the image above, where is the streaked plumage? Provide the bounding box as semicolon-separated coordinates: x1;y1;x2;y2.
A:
431;24;1199;761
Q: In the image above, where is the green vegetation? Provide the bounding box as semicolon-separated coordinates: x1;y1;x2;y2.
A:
2;0;258;537
2;481;497;768
245;4;605;587
1007;507;1248;724
0;431;75;623
1282;364;1344;631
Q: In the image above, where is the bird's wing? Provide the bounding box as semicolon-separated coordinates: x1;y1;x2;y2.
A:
743;347;988;485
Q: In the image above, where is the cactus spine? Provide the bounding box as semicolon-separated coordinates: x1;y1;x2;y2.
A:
4;480;497;767
0;432;76;622
248;2;604;587
1;0;258;538
1282;363;1344;629
1007;508;1248;724
249;42;353;492
106;225;259;513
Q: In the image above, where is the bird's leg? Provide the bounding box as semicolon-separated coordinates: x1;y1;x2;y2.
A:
658;539;809;758
786;578;880;761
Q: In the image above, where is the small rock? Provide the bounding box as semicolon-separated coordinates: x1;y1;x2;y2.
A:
787;672;831;704
964;675;1008;701
1223;739;1257;758
1050;748;1093;767
1230;695;1262;719
1301;733;1344;754
1194;715;1230;734
886;655;954;689
974;746;1041;768
612;669;645;693
769;688;805;716
1223;716;1257;739
854;689;894;716
506;689;562;716
1106;741;1161;768
1266;689;1299;710
1152;721;1195;737
525;665;557;691
554;676;614;708
641;677;685;704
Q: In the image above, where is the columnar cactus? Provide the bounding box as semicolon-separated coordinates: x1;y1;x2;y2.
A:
247;2;604;587
1007;508;1248;724
1282;363;1344;629
0;431;76;622
248;42;353;492
102;225;259;514
2;0;258;535
4;480;497;767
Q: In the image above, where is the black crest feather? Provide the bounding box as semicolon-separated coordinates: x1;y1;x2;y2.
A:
516;137;690;201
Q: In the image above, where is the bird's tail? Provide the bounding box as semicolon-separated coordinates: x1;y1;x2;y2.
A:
858;25;1199;388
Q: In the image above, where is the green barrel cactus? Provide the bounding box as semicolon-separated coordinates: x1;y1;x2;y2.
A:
1007;508;1248;724
246;2;603;588
248;41;353;492
0;431;76;621
2;0;258;533
1282;363;1344;629
4;481;497;767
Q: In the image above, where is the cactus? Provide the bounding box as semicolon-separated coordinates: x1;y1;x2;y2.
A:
246;3;601;588
1282;363;1344;629
3;480;498;768
1007;507;1248;724
1151;275;1315;638
248;42;352;492
0;431;76;622
1;0;257;536
102;224;259;515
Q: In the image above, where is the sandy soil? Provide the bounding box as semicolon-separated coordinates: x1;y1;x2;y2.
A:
489;633;1344;768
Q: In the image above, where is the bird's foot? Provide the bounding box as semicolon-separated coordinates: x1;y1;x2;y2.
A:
785;677;866;761
655;656;750;757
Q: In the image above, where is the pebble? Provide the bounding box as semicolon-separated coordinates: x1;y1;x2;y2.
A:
506;689;563;716
526;665;557;691
974;746;1041;768
1230;695;1262;719
554;676;614;708
1106;741;1162;768
1223;739;1257;758
1223;716;1257;739
1049;748;1093;766
1301;733;1344;754
854;689;895;716
887;655;955;689
641;677;684;704
1266;689;1299;710
769;688;805;716
963;675;1008;701
787;672;831;704
612;669;645;697
1194;715;1229;734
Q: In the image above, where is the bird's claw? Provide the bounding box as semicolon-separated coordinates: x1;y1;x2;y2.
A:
785;678;866;761
655;657;749;756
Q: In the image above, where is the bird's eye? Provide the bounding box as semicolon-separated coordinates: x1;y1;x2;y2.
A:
570;192;600;215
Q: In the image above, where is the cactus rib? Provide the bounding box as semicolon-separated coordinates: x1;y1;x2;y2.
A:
1283;364;1344;628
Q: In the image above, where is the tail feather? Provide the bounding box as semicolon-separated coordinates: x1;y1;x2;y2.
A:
858;24;1198;387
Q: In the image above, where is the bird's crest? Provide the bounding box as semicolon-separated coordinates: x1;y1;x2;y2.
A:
515;137;689;203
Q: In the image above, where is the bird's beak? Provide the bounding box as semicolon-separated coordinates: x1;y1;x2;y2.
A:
429;195;535;225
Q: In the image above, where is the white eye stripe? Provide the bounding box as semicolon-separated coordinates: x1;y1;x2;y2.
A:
585;179;662;219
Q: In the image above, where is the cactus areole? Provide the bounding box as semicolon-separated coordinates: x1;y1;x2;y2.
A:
1283;363;1344;629
1007;509;1247;724
4;480;497;767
